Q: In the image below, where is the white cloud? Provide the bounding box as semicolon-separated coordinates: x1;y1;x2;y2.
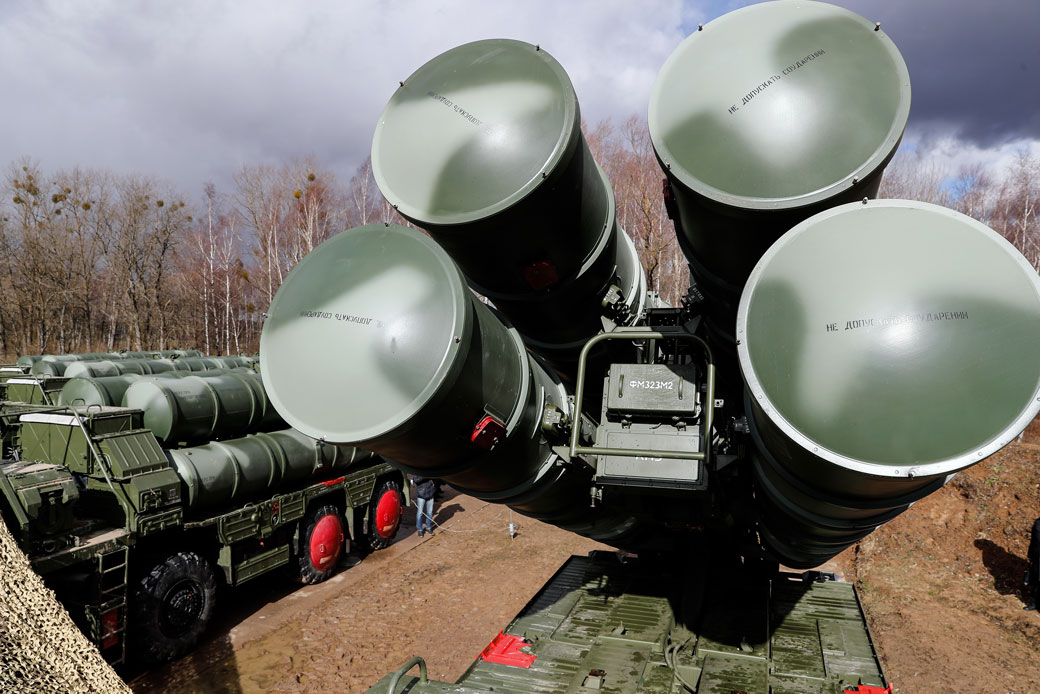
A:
0;0;698;198
3;0;1035;204
901;128;1040;186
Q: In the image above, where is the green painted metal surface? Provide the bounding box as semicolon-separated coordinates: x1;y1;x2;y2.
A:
58;370;244;408
29;360;76;377
165;427;368;512
739;200;1040;484
372;39;645;356
259;223;519;455
29;353;124;376
650;2;908;206
648;0;910;334
369;554;885;694
121;370;283;444
0;461;79;535
152;349;204;359
147;355;253;373
64;358;179;378
59;375;141;407
373;39;581;233
15;355;42;369
737;199;1040;565
258;223;627;531
17;409;142;476
2;377;67;405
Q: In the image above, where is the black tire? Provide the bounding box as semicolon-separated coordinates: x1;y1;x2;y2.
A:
360;478;404;551
295;503;346;584
130;551;217;664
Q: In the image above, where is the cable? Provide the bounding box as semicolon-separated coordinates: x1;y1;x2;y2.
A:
420;503;516;535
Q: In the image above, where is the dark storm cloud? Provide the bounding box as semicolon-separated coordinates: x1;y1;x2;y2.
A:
0;1;689;199
835;0;1040;146
3;0;1035;198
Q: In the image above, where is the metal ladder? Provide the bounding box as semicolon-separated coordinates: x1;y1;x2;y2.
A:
95;546;129;665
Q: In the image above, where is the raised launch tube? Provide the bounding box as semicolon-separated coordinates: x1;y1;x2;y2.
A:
259;223;641;543
648;1;910;350
372;39;646;366
259;1;1040;570
737;200;1040;566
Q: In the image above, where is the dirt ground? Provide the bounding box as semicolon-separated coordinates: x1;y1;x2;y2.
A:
127;494;610;694
127;427;1040;694
845;418;1040;693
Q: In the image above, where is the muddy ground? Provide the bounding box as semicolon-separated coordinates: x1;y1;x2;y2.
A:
128;428;1040;694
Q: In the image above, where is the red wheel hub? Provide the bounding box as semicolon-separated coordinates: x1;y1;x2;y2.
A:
308;513;344;569
375;489;402;538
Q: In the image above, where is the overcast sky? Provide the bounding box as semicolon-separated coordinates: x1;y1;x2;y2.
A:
2;0;1038;201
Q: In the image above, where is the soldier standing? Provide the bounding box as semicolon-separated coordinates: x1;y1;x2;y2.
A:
414;476;437;537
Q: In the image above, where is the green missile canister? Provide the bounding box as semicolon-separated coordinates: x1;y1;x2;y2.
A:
28;361;68;377
259;223;635;536
121;370;283;444
58;375;141;407
153;349;204;359
737;199;1040;566
260;223;530;468
148;355;253;373
63;358;177;378
57;370;232;408
30;353;115;377
166;428;371;512
649;1;910;342
372;39;645;357
15;355;42;369
109;350;160;359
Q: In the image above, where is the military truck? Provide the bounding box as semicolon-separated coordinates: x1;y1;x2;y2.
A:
258;2;1040;693
0;360;407;665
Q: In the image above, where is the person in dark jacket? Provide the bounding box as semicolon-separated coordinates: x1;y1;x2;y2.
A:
413;477;437;537
1026;517;1040;610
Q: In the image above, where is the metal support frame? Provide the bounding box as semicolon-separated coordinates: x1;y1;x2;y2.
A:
568;327;715;468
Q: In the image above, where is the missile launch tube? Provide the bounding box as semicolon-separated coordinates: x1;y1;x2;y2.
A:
147;356;254;373
58;375;140;408
57;369;240;407
121;370;283;444
153;349;204;358
63;358;178;378
30;354;117;376
372;39;646;361
649;1;910;344
166;428;373;512
738;200;1040;567
259;224;644;543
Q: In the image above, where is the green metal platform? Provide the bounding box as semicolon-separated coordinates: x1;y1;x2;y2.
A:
370;553;886;694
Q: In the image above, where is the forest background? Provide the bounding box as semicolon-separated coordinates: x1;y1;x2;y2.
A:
2;117;1038;360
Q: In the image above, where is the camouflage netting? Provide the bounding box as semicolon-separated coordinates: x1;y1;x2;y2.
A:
0;520;131;694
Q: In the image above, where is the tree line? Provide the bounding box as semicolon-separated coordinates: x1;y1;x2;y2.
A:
2;121;1038;361
0;155;388;360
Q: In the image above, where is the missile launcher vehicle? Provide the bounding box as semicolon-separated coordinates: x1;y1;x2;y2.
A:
258;2;1040;693
0;357;407;665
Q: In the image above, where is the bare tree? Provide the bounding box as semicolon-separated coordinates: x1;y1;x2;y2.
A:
109;177;191;350
588;116;687;306
349;155;382;226
990;153;1040;270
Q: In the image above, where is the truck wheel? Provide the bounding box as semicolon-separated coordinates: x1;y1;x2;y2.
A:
131;551;217;663
363;478;404;551
295;503;346;584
